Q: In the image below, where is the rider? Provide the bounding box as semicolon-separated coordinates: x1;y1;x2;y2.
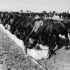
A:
31;15;44;33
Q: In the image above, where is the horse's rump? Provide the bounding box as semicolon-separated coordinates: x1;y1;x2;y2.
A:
53;22;66;34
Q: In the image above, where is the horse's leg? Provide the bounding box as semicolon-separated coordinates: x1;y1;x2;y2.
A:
65;33;69;50
49;35;53;49
23;42;28;55
48;35;56;57
25;46;27;55
55;34;59;49
23;37;29;55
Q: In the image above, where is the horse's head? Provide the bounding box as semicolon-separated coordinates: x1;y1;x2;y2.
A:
4;24;10;31
29;38;34;44
24;37;36;49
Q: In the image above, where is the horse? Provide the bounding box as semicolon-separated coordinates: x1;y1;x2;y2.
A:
33;19;70;57
43;19;69;50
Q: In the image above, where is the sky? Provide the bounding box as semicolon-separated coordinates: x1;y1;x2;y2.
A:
0;0;69;12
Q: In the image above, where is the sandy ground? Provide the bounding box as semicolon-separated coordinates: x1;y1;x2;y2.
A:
0;24;70;70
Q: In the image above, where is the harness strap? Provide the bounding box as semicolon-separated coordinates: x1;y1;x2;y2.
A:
61;22;65;29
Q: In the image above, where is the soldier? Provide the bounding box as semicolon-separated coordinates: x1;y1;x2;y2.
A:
31;15;44;33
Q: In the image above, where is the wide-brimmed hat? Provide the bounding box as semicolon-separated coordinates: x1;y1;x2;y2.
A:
34;15;41;20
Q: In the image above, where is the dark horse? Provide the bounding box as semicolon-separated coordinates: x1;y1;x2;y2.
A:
44;19;69;50
33;19;69;50
13;16;37;54
33;19;70;57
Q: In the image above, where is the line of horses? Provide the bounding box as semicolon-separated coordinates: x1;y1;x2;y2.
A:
0;12;70;58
